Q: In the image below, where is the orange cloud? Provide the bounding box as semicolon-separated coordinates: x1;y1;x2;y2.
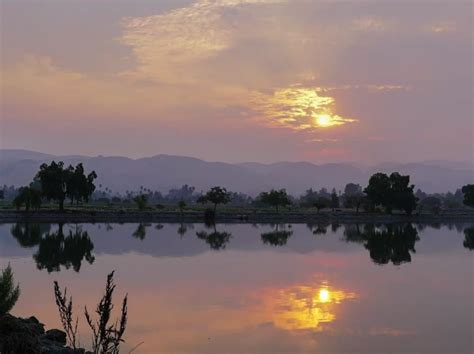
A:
249;87;357;131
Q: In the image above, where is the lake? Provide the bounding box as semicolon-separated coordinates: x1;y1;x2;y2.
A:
0;222;472;353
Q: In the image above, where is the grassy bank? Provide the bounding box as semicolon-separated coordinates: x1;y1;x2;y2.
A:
0;207;473;224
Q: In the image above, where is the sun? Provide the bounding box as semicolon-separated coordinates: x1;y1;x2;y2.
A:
318;288;330;303
316;114;332;127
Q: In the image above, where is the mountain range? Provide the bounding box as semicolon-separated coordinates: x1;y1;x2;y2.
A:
1;149;472;195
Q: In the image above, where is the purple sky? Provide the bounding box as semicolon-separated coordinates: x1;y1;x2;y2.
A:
1;0;472;163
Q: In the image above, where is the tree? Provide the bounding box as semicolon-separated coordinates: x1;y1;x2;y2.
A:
420;196;442;214
330;188;339;210
389;172;418;215
344;183;362;197
258;189;292;212
35;161;71;210
364;173;391;211
199;186;232;212
364;172;417;215
133;194;148;211
343;183;365;213
12;186;42;211
299;188;319;208
0;264;20;316
461;184;474;207
313;196;330;213
344;193;365;213
178;200;187;215
166;185;196;203
35;161;97;210
67;164;97;205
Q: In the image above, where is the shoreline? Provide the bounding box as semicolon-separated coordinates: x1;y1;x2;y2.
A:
0;210;473;224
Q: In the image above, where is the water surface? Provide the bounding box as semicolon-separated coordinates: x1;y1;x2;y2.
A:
0;222;472;353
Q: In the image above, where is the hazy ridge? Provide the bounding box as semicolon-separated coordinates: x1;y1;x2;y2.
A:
1;149;472;195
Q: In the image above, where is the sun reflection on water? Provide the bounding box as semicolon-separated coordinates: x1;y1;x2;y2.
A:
264;282;356;331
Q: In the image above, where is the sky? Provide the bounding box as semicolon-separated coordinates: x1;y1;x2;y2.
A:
1;0;472;164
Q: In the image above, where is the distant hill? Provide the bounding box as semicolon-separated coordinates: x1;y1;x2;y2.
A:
0;149;472;195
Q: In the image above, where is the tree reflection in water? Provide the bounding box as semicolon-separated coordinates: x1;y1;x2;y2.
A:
132;223;152;240
306;222;329;236
463;227;474;250
10;223;95;272
10;223;51;248
261;224;293;246
343;223;419;265
196;224;232;250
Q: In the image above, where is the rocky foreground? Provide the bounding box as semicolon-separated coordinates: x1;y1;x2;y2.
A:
0;314;89;354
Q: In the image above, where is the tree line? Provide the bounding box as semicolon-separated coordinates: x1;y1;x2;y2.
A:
3;161;474;214
10;161;97;211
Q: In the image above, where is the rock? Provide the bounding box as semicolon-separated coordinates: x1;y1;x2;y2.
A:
40;339;85;354
41;329;67;345
0;314;87;354
0;313;44;353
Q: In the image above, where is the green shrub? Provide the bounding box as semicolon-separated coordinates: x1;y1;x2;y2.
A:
0;264;21;315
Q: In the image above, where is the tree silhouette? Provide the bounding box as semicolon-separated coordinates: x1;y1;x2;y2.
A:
420;196;442;214
313;196;330;213
35;161;97;210
10;223;95;272
261;224;293;246
343;223;419;265
133;194;148;211
33;225;95;272
198;186;232;213
132;223;150;240
178;200;186;216
0;264;21;315
10;223;50;247
36;161;70;210
364;173;391;212
343;183;365;213
461;185;474;208
196;225;232;250
330;188;339;210
364;172;417;214
463;227;474;250
390;173;418;215
306;222;329;235
177;223;188;237
12;186;42;211
258;189;292;212
67;163;97;205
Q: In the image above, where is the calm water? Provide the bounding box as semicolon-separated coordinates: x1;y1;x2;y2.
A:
0;222;472;354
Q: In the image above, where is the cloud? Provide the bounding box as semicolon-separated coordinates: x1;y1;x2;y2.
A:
0;55;219;122
352;17;390;32
119;0;285;85
249;87;357;131
2;0;471;163
369;327;415;337
425;21;457;34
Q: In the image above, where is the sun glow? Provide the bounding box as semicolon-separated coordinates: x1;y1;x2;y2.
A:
316;114;332;127
263;282;357;331
318;288;330;302
250;87;357;131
